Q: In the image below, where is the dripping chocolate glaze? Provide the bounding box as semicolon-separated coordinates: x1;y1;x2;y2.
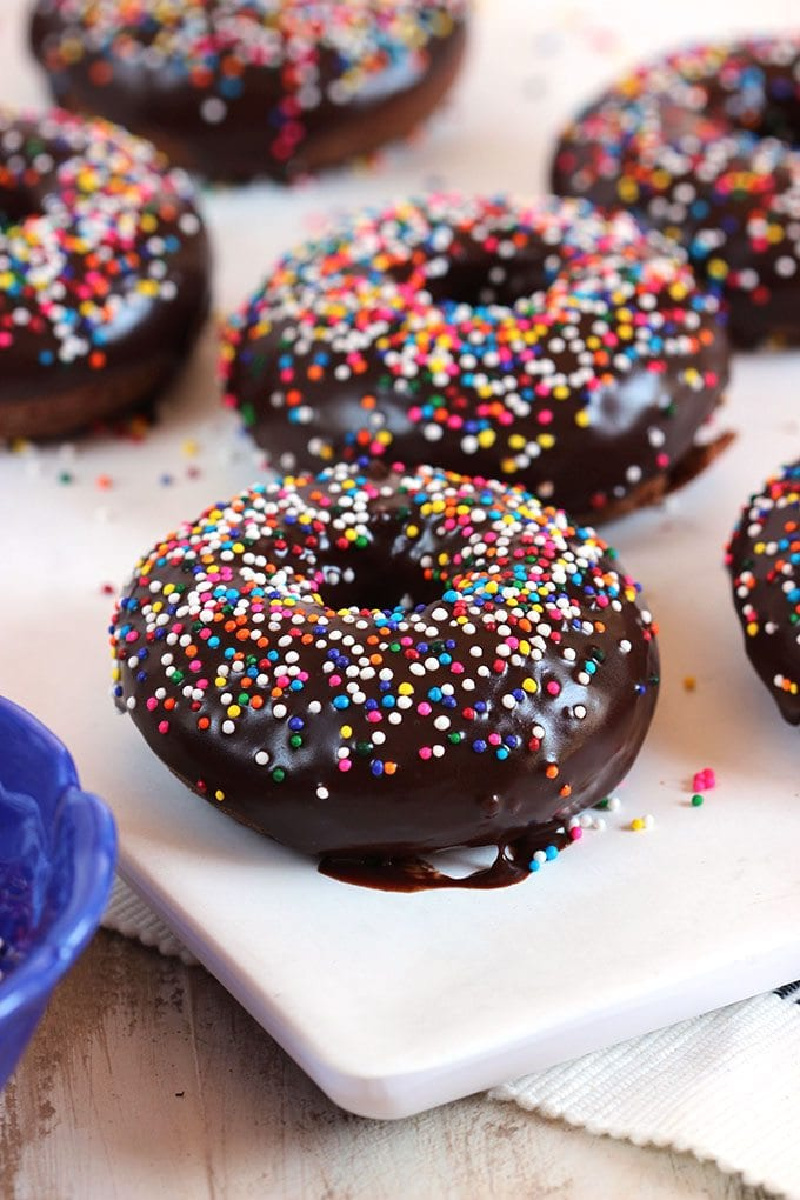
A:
320;819;576;891
111;462;659;890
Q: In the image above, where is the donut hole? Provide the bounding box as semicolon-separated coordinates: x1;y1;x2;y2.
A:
423;249;554;309
747;98;800;147
0;182;43;229
709;76;800;147
317;558;443;615
726;97;800;147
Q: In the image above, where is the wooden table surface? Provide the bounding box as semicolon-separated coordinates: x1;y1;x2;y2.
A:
0;930;778;1200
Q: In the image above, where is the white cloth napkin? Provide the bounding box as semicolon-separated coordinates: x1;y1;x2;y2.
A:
104;876;198;966
104;876;800;1199
491;989;800;1199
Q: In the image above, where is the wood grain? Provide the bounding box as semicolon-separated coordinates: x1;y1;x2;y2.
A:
0;932;781;1199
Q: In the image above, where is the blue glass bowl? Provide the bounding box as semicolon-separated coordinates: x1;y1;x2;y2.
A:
0;696;117;1088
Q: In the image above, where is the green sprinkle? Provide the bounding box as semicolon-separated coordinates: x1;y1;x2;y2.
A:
272;767;286;783
691;793;704;807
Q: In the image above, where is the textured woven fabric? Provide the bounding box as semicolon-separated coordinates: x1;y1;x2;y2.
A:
491;992;800;1198
104;876;198;966
104;877;800;1197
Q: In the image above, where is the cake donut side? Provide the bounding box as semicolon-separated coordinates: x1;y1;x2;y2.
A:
221;194;730;522
552;38;800;347
727;461;800;725
31;0;468;183
110;462;660;889
0;108;209;441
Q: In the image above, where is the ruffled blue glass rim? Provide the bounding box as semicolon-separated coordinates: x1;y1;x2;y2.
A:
0;696;117;1085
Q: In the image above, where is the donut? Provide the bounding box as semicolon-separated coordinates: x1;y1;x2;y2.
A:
30;1;467;183
727;461;800;725
552;38;800;348
221;194;731;522
109;461;660;890
0;108;208;441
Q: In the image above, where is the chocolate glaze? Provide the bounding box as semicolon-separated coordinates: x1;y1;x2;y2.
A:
30;1;467;183
110;462;659;887
222;195;730;522
727;460;800;725
320;819;575;890
0;108;209;439
552;38;800;348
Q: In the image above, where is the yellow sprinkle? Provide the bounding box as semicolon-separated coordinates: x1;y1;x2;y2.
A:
618;178;639;203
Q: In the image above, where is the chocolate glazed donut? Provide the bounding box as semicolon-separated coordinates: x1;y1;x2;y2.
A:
0;108;209;441
222;194;730;522
110;462;660;890
552;38;800;348
30;1;468;183
727;461;800;725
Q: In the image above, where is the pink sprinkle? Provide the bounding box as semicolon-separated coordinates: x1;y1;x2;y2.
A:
337;759;352;773
546;680;561;696
570;827;583;842
419;747;432;760
146;698;158;711
693;767;716;792
158;720;169;735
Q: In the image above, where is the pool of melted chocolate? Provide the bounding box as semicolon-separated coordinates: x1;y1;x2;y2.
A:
320;819;575;891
